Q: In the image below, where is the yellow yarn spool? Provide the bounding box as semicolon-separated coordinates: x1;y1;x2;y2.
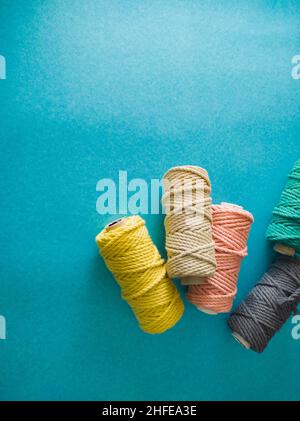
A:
95;216;184;334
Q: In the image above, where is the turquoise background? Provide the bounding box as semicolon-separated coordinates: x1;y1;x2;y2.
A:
0;0;300;401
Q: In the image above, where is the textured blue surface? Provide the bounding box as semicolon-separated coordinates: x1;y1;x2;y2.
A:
1;0;300;401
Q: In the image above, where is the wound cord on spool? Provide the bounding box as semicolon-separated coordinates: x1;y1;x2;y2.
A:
95;215;184;334
266;159;300;258
228;256;300;353
162;165;216;285
187;203;253;314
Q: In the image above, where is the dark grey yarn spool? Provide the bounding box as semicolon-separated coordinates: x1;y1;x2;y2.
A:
228;256;300;353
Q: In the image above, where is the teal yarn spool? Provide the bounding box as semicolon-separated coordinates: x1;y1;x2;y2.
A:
266;160;300;259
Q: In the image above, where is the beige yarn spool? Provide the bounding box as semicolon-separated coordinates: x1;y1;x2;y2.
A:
162;165;216;285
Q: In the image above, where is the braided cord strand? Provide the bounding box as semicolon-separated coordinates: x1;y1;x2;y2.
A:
96;216;184;334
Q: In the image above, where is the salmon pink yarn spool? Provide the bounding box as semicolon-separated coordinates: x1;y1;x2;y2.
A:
187;203;253;314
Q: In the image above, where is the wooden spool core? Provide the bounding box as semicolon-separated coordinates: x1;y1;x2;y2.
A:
274;243;296;257
105;218;125;231
181;276;206;286
232;332;250;350
196;306;218;315
221;202;243;210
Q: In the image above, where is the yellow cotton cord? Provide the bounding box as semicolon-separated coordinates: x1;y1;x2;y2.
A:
95;216;184;334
